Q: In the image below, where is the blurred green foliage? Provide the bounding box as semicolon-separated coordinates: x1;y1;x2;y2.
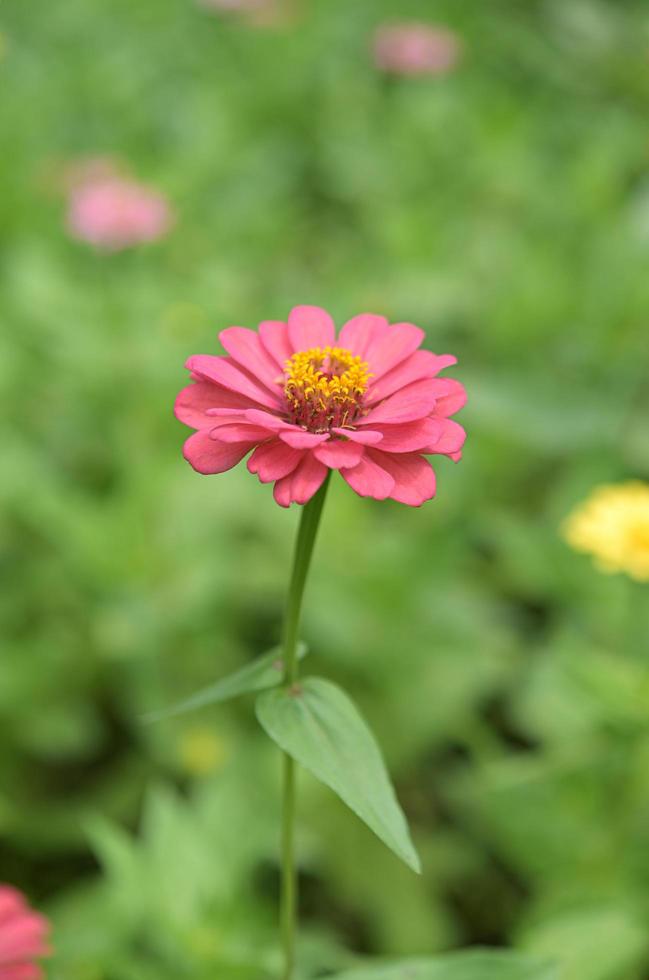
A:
1;0;649;977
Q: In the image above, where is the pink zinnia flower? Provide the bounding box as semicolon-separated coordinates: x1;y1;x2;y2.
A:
175;306;466;508
0;886;50;980
66;173;172;251
373;22;461;77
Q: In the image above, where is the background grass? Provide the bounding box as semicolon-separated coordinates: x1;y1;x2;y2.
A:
1;0;649;977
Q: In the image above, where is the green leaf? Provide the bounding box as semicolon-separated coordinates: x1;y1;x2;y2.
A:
143;643;307;723
331;949;559;980
255;677;421;873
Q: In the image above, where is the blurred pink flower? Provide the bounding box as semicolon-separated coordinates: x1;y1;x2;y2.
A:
373;22;461;77
0;885;50;980
66;172;173;251
175;306;466;508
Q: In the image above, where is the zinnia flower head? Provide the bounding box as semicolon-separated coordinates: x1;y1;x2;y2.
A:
175;306;466;508
562;481;649;582
373;22;461;77
0;885;50;980
66;171;172;251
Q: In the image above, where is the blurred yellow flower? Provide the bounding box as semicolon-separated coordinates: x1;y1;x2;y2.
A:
177;726;227;777
562;481;649;581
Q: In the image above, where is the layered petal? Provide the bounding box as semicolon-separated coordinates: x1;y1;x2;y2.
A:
367;450;436;506
365;322;424;380
279;430;330;449
331;427;383;445
287;305;335;351
209;423;275;443
423;418;466;455
205;408;251;422
186;355;281;410
367;418;443;453
314;439;365;469
359;378;440;426
273;454;329;507
340;455;396;500
175;382;256;429
242;409;294;431
259;320;292;368
247;440;305;482
428;378;467;417
183;431;254;475
338;313;390;358
219;326;284;392
367;349;457;404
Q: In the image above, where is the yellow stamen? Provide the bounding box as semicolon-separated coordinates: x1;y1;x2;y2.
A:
284;346;371;431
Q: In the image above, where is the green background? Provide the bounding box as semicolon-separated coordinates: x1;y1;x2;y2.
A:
1;0;649;977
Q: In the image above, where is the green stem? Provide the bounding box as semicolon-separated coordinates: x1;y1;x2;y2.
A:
280;472;331;980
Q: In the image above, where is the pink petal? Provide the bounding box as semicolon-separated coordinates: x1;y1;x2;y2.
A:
174;382;257;429
429;378;467;417
273;454;329;507
287;306;335;352
208;423;274;443
422;418;466;455
314;440;365;469
430;353;457;371
367;350;457;404
365;322;425;380
242;409;293;431
449;450;462;462
0;888;26;924
337;313;389;358
331;427;383;445
367;450;436;506
205;408;250;420
0;914;50;960
368;418;443;453
248;440;305;482
273;478;292;508
259;320;292;368
279;430;330;449
219;326;285;392
183;431;254;474
0;965;44;980
242;410;319;446
186;355;281;411
340;455;395;500
359;379;440;425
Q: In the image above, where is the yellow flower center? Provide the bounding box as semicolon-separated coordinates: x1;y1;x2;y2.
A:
284;346;371;431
